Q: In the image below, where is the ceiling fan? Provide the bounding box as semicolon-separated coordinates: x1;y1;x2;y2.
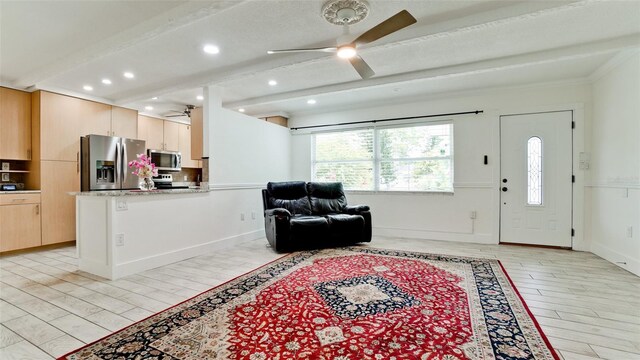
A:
165;105;195;118
266;0;417;79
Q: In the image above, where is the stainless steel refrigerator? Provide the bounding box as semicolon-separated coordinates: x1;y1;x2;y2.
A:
81;135;146;191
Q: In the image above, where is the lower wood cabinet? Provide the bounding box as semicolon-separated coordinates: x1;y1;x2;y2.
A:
41;160;79;245
0;195;41;252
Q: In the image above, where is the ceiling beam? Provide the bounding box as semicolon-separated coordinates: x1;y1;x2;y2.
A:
223;34;640;109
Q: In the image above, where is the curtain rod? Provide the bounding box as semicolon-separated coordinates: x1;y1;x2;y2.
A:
290;110;484;131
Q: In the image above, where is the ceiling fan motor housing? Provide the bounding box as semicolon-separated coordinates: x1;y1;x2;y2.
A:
322;0;369;25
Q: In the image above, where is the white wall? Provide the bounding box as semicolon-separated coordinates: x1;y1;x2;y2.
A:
210;108;291;185
589;51;640;276
290;82;590;247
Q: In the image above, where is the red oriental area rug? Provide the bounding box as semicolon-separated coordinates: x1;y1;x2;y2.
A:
60;247;559;360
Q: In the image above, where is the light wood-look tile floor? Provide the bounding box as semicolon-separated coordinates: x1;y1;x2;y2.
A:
1;237;639;359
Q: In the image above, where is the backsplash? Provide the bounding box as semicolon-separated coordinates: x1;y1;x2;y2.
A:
165;167;202;184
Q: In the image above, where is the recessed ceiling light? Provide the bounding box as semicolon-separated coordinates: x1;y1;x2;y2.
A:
238;108;245;113
203;44;220;54
145;106;153;111
83;85;93;91
268;80;278;86
101;79;112;85
151;96;158;100
196;95;204;100
307;99;317;105
123;72;135;79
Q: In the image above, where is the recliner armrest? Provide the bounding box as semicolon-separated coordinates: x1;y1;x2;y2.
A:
265;208;292;218
344;205;370;214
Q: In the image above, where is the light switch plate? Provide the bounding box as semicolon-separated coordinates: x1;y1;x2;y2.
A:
116;199;127;211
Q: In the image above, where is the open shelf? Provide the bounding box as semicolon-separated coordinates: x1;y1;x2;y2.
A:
0;170;30;173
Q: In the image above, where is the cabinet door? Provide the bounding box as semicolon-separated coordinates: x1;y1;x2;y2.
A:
0;87;32;160
163;121;180;152
40;92;80;161
137;115;164;150
0;204;41;252
41;161;79;245
78;99;111;138
112;107;138;139
190;107;203;160
179;124;200;167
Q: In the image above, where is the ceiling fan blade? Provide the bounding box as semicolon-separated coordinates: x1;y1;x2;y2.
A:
354;10;417;46
267;47;337;54
165;114;187;117
349;55;375;79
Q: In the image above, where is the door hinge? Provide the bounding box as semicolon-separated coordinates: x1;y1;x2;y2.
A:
571;228;575;237
571;121;575;129
572;175;575;183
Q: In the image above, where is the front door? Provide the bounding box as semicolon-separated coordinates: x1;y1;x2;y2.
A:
500;111;573;247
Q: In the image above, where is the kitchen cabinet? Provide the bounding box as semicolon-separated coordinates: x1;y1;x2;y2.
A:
111;106;138;138
0;194;41;252
0;87;32;160
40;161;79;245
190;107;203;161
163;121;180;151
137;115;164;150
179;124;201;168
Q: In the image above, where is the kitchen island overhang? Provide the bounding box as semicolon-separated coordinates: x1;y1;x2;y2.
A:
72;188;265;280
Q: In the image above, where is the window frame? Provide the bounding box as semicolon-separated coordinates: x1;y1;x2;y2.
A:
311;121;454;193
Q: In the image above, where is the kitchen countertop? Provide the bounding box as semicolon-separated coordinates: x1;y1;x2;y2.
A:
0;190;41;194
71;187;210;196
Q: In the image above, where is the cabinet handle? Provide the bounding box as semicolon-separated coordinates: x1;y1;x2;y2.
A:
12;198;27;202
77;151;80;173
27;149;31;160
35;205;39;215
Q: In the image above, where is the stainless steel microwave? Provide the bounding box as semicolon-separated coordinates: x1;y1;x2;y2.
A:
148;149;182;172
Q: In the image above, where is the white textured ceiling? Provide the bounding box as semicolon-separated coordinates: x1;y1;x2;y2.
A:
1;0;639;120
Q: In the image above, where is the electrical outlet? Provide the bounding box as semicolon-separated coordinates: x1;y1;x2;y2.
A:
627;226;633;238
1;173;9;182
116;234;125;246
240;213;245;221
251;211;256;220
470;211;477;219
116;199;127;211
183;175;188;181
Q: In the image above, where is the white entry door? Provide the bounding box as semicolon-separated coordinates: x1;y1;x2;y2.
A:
500;111;573;247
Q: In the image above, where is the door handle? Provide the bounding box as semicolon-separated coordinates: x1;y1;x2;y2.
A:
502;187;508;192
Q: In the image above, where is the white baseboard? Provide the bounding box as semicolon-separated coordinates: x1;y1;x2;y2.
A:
113;229;265;279
591;242;640;277
373;227;496;244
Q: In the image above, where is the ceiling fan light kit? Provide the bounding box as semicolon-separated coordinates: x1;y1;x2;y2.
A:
267;1;416;80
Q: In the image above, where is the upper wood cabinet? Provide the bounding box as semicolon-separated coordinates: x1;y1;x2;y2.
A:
39;91;81;161
0;87;32;160
179;124;200;168
137;115;164;150
111;107;138;139
163;121;180;152
190;107;203;160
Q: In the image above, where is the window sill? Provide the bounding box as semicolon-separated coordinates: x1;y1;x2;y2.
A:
345;190;454;196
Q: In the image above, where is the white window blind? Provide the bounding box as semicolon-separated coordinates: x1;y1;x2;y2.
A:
312;123;453;192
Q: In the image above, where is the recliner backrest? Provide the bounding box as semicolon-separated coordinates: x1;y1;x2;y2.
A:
265;181;312;215
307;182;347;215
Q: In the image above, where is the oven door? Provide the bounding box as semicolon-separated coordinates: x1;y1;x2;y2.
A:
148;150;182;171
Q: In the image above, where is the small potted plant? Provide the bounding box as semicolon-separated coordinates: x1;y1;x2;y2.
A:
128;154;158;191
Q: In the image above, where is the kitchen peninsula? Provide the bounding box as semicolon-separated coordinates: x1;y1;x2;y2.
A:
73;187;255;280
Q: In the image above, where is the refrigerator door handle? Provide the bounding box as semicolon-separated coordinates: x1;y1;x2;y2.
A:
121;141;127;188
115;141;121;188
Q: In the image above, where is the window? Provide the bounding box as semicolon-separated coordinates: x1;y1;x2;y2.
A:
313;123;453;192
527;136;542;205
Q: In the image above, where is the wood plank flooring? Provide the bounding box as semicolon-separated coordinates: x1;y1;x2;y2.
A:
1;237;639;359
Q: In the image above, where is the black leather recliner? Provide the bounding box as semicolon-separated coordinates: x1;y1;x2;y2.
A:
262;181;372;252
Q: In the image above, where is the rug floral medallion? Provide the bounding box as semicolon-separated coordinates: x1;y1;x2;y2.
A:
61;247;558;360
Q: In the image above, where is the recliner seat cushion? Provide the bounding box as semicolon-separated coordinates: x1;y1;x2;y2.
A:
325;214;365;235
267;181;312;215
307;182;347;215
290;215;330;240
